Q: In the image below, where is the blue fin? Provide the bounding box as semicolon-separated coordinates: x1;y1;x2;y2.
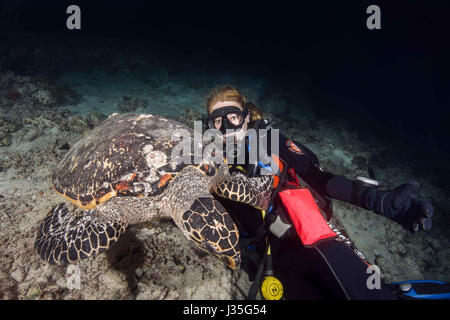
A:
389;280;450;300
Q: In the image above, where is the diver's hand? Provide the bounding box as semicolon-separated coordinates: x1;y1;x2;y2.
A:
372;181;434;234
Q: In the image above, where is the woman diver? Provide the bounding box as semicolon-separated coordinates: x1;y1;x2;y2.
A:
202;85;446;300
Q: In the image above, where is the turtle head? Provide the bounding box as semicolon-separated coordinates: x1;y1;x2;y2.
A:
207;163;230;192
180;196;240;270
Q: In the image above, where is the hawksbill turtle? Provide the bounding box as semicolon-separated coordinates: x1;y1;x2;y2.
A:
34;113;273;270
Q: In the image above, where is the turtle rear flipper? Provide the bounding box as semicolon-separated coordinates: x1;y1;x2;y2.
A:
34;203;127;264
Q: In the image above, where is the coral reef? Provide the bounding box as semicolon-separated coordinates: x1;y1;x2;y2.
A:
0;98;252;299
0;118;17;147
0;131;11;147
175;108;204;130
0;72;79;109
85;111;107;129
1;99;447;300
0;37;447;299
117;96;149;113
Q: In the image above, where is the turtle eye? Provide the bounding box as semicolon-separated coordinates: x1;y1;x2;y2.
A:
199;163;216;176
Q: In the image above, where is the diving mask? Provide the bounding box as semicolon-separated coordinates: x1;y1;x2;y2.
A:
207;106;249;134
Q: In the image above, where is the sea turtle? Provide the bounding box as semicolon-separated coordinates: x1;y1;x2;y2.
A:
34;113;273;270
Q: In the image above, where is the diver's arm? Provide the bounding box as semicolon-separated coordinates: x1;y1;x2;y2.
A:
278;134;434;234
276;134;352;202
313;168;434;234
276;132;347;199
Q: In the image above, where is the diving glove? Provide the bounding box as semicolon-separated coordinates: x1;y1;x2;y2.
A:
354;180;434;234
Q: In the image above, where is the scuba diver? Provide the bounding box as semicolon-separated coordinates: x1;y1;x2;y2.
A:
203;85;449;300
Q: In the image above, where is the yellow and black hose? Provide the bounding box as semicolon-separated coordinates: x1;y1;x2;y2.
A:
247;210;284;300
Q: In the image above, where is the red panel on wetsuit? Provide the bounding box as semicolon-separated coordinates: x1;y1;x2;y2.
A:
279;188;337;246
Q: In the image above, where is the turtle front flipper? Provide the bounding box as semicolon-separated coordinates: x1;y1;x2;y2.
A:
34;203;128;264
161;165;241;269
213;173;274;211
180;196;240;270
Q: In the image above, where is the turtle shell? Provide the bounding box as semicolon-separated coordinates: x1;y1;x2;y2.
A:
53;113;215;210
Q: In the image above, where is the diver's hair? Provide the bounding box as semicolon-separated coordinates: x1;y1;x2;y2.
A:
205;85;246;115
244;101;264;122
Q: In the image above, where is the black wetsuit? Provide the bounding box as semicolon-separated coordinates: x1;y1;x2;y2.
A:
217;128;398;300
